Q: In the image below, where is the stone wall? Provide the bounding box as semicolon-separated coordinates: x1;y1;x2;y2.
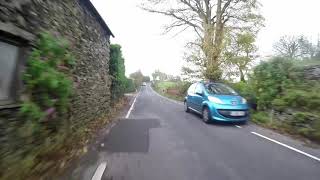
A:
0;0;112;127
303;65;320;80
0;1;113;178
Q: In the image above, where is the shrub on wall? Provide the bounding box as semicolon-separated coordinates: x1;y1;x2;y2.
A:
0;33;75;179
21;33;74;122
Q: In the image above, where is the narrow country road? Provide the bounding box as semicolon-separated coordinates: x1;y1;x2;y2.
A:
63;84;320;180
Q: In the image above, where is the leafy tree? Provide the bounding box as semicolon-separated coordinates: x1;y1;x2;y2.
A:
143;76;151;82
130;70;144;87
224;32;258;82
142;0;264;80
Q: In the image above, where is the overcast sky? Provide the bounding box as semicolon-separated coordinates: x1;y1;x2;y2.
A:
91;0;320;76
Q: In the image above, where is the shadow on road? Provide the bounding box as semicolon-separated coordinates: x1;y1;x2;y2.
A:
187;112;247;127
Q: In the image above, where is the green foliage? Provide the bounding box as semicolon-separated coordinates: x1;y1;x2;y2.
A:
229;81;256;108
124;78;136;93
153;81;190;101
110;44;127;101
129;70;145;88
109;44;135;99
291;112;315;127
250;57;296;110
21;32;74;121
225;31;258;81
143;76;151;82
239;57;320;142
19;102;45;121
271;98;287;112
177;81;192;95
251;111;270;124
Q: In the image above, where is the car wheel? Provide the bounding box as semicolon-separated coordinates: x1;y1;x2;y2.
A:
202;107;211;123
184;101;190;113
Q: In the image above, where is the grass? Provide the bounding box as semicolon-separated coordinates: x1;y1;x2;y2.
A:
156;81;176;91
251;110;320;144
152;81;185;102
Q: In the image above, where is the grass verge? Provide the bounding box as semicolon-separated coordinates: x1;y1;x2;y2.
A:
152;81;185;102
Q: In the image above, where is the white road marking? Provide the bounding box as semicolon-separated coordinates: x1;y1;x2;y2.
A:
125;93;139;119
235;125;242;128
91;162;107;180
251;131;320;162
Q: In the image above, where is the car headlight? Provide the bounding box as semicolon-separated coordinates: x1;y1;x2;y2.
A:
208;96;224;104
241;98;247;104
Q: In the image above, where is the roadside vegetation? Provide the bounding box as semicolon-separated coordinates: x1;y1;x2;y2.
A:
143;0;320;144
129;70;151;88
233;58;320;143
153;81;191;101
151;34;320;144
0;34;135;179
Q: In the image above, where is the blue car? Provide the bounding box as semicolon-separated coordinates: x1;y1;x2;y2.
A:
184;82;249;124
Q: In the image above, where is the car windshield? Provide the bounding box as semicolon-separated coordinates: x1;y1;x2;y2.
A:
205;83;238;95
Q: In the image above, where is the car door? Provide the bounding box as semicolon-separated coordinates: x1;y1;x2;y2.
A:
187;83;197;109
193;83;205;112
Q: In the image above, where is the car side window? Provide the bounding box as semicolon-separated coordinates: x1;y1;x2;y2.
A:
188;83;196;94
195;83;204;94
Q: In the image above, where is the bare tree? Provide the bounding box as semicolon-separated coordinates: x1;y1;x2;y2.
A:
273;35;316;59
141;0;264;80
273;36;300;58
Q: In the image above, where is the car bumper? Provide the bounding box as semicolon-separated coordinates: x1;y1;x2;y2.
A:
211;114;249;122
207;103;250;122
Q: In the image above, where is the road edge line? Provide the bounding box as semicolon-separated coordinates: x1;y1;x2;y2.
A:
251;131;320;162
125;92;139;119
91;162;107;180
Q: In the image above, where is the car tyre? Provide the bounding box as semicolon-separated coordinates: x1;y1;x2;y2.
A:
202;107;211;124
184;101;190;113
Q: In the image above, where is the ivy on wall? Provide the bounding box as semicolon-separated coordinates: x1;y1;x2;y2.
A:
20;32;75;125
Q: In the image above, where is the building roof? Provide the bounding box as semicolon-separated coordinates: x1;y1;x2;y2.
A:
80;0;114;37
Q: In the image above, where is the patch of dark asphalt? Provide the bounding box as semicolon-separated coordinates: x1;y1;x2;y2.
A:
98;118;161;153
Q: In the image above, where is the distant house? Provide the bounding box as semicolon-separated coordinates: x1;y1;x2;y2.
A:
0;0;114;118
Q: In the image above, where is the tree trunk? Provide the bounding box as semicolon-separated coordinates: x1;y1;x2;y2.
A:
202;0;224;81
239;69;246;82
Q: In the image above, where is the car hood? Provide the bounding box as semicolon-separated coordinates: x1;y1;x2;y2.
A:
210;94;244;105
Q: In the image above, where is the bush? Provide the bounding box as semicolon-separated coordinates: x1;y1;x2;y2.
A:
21;32;74;121
125;78;136;93
110;44;127;101
250;57;296;110
176;81;192;96
230;81;257;109
251;111;271;124
271;98;288;112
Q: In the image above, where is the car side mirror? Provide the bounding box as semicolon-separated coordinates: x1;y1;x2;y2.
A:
196;91;203;96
